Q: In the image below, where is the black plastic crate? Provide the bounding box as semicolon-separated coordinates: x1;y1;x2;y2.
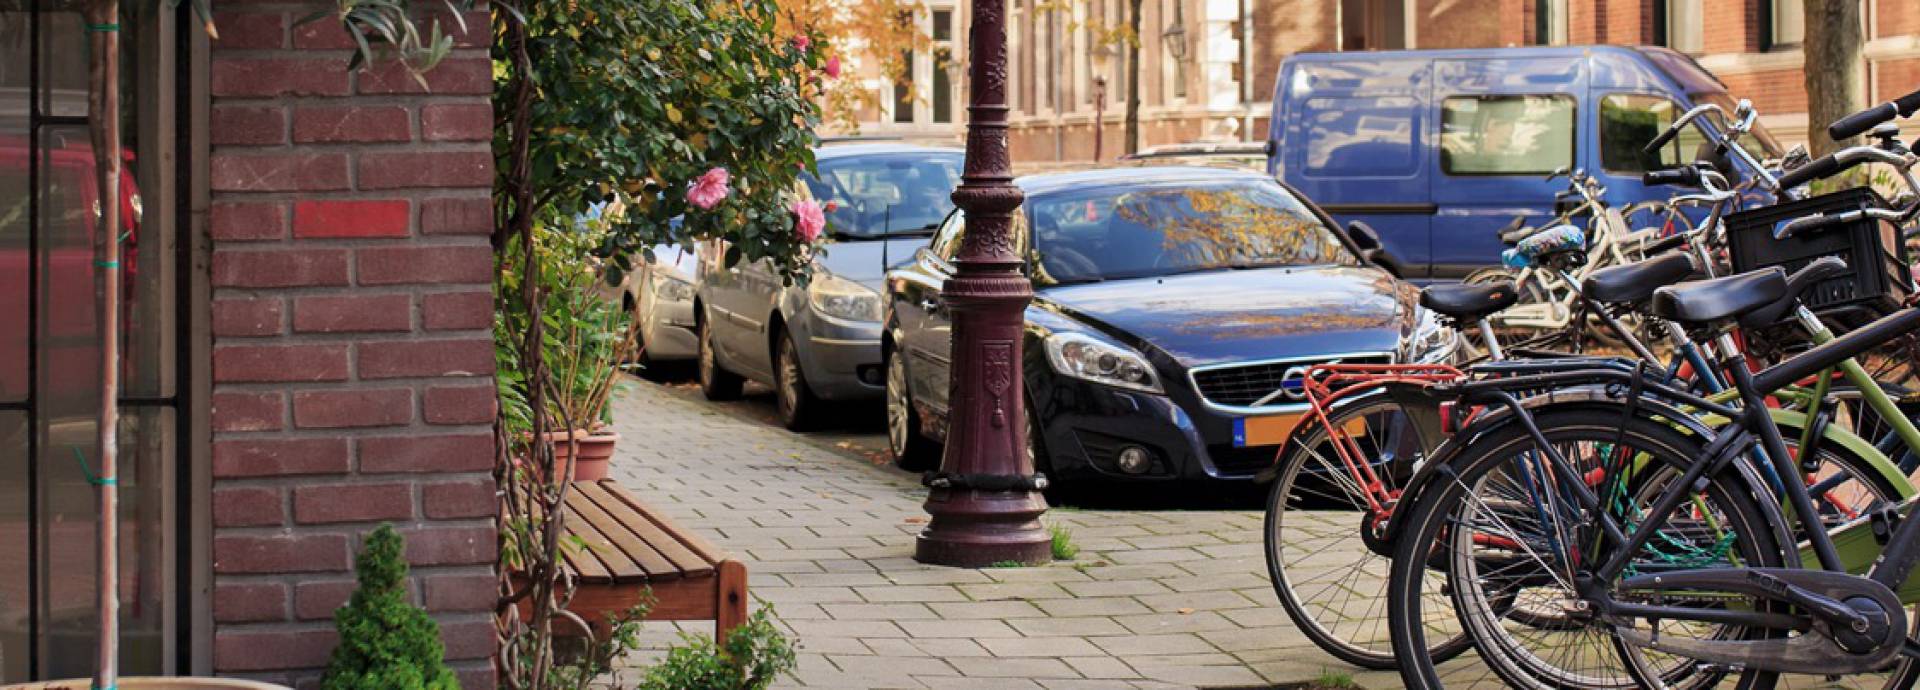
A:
1725;187;1911;327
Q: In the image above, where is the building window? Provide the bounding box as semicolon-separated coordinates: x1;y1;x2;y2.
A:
1768;0;1804;50
1168;0;1187;100
894;49;915;123
1599;93;1702;173
1440;94;1576;175
1043;9;1056;111
1533;0;1568;45
933;9;954;123
1655;0;1702;53
1340;0;1406;50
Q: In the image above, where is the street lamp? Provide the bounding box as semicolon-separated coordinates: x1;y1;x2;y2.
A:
1091;43;1112;161
915;0;1054;567
1162;20;1189;62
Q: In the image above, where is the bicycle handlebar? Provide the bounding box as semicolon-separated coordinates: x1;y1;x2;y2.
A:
1775;153;1845;190
1643;166;1701;187
1827;87;1920;141
1646;104;1721;155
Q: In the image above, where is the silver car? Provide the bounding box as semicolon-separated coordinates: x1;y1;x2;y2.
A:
626;243;700;365
696;144;964;430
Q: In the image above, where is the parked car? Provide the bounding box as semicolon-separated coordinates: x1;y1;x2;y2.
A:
1266;45;1781;279
883;166;1456;482
697;143;965;430
626;243;700;366
1118;141;1269;171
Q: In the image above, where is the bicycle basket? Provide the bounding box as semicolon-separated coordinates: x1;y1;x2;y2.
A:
1724;187;1911;329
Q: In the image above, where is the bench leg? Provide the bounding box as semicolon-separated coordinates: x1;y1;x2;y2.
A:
715;559;748;640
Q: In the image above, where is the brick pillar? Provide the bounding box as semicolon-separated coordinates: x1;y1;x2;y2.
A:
205;2;497;687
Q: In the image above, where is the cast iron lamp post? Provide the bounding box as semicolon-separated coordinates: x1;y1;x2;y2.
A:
914;0;1054;567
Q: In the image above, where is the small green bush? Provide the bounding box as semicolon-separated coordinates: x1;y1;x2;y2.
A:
1049;524;1079;561
637;607;798;690
321;525;458;690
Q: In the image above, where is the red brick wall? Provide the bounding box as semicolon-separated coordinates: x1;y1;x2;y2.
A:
1415;0;1504;48
206;1;497;686
1700;0;1760;54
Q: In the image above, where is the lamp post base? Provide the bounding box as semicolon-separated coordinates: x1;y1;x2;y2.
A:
915;487;1052;567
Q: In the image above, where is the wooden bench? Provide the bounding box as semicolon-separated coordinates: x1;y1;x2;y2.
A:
545;479;748;639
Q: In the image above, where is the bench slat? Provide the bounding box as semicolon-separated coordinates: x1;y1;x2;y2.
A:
576;480;713;578
566;486;689;581
561;490;651;582
596;480;730;566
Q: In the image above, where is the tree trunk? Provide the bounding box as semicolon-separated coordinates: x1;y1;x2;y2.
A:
1124;0;1142;154
1802;0;1864;157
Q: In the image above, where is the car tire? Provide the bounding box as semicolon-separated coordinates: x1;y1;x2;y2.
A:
774;330;824;431
697;309;744;401
886;347;941;471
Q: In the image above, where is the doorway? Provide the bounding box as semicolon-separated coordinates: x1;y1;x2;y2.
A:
0;0;182;681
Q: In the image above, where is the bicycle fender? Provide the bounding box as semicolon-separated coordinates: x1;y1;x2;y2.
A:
1381;387;1723;546
1250;382;1447;484
1692;408;1917;501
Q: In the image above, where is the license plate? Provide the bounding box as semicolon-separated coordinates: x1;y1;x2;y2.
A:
1233;413;1301;448
1232;413;1367;448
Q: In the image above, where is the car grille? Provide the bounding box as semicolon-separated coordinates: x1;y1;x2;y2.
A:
1188;353;1392;409
1207;444;1282;477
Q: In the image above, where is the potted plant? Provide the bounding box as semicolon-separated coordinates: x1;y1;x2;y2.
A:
498;219;637;482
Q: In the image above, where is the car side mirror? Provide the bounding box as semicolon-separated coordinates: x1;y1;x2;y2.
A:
1347;220;1397;277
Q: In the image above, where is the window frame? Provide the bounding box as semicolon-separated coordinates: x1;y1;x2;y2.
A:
1438;93;1579;177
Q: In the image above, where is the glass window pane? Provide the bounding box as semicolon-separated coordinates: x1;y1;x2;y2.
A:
1303;96;1421;178
933;9;952;40
894;50;915;123
1773;0;1804;47
1441;94;1576;175
932;56;952;124
1;412;24;681
1600;94;1696;173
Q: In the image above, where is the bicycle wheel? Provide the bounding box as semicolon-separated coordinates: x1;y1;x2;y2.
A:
1263;391;1470;668
1386;408;1785;690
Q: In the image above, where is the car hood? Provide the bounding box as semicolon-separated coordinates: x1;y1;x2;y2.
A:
1033;265;1416;369
816;237;934;288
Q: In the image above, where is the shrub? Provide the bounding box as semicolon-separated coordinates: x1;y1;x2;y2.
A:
321;525;458;690
637;607;798;690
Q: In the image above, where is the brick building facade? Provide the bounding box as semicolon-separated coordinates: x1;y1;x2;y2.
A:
202;1;498;686
842;0;1920;163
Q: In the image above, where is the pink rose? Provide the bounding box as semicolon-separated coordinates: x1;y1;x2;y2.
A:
685;167;730;210
792;199;825;243
824;55;842;79
792;34;811;52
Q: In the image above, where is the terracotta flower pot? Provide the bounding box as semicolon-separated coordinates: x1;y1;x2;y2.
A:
4;679;291;690
540;428;619;481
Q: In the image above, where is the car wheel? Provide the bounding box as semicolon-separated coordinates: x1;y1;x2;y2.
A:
697;310;743;401
886;348;941;471
775;331;823;431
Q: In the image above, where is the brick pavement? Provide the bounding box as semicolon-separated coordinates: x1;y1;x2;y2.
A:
603;377;1415;689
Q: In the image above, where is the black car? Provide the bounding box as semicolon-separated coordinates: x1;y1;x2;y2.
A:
882;166;1456;482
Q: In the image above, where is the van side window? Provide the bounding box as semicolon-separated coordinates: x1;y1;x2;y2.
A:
1439;94;1575;175
1302;96;1420;178
1599;94;1703;174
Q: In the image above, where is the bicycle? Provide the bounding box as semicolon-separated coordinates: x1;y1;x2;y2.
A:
1384;87;1920;690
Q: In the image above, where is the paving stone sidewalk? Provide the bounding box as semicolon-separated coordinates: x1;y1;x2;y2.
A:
608;378;1400;689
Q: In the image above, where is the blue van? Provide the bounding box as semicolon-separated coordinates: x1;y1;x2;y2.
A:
1266;46;1783;279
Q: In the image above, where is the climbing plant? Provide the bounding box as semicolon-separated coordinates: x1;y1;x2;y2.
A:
492;1;823;688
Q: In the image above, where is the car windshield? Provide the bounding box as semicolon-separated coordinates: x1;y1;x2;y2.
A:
803;152;964;239
1026;180;1358;284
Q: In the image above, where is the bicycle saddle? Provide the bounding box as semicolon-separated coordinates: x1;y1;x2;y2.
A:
1581;252;1695;305
1419;282;1520;322
1650;267;1788;325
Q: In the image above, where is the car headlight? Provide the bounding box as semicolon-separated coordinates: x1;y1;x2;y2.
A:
808;273;883;322
651;272;696;302
1406;307;1459;364
1044;332;1163;394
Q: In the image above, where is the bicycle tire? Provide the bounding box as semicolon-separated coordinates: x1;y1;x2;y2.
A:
1262;391;1472;668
